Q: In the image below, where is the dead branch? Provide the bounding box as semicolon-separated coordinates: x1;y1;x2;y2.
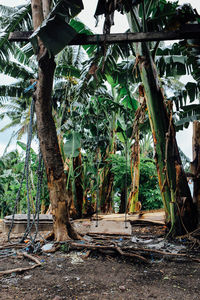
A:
123;246;200;263
124;246;187;257
0;263;40;277
114;245;148;263
0;252;41;277
20;252;41;265
0;243;25;250
69;241;200;263
69;242;149;263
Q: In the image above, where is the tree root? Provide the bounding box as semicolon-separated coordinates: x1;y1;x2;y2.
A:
66;222;82;240
0;252;41;277
44;224;82;242
176;229;200;248
68;241;200;264
44;231;55;241
69;242;149;263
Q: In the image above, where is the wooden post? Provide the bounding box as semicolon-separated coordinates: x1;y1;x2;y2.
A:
191;121;200;224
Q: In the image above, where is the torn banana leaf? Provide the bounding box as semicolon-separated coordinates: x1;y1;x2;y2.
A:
30;0;84;55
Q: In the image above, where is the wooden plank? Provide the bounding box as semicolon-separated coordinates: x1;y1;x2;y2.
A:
93;211;165;225
89;220;132;235
8;24;200;44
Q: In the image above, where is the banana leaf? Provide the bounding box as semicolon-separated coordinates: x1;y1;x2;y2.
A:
64;131;81;158
30;0;84;55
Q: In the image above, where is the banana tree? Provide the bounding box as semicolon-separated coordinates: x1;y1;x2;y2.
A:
94;0;198;235
127;1;198;234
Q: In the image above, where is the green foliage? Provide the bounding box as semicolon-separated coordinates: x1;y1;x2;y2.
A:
108;154;132;190
108;154;162;210
0;0;198;219
139;157;163;210
0;3;32;63
64;131;81;158
0;149;49;218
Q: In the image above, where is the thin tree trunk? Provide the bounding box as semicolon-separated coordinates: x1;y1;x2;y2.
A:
99;165;114;213
99;127;116;213
128;130;140;213
31;0;80;241
73;152;83;218
42;0;51;18
119;188;126;213
191;121;200;224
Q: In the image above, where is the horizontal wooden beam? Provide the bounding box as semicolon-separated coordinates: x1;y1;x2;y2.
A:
8;24;200;45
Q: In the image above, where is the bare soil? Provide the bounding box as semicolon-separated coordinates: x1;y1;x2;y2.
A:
0;225;199;300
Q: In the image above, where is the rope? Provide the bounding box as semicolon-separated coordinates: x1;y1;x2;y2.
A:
8;97;35;243
95;35;100;227
32;149;44;242
95;98;100;227
24;96;35;240
7;98;44;248
124;40;129;229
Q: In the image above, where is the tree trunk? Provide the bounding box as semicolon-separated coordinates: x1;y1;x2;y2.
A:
73;152;83;218
99;165;114;213
191;121;200;224
42;0;51;18
128;130;140;213
31;0;80;241
119;188;126;213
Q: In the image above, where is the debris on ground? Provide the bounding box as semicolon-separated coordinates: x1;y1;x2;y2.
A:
0;221;199;299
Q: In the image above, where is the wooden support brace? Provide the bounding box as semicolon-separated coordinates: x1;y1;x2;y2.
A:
8;24;200;45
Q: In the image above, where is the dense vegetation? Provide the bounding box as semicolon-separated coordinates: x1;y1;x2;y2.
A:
0;0;199;238
0;142;162;217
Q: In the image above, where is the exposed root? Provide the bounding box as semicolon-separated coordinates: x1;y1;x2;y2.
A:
44;231;54;241
0;252;41;277
67;222;82;240
69;242;149;263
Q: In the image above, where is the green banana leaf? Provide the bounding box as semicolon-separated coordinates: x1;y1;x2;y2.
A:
64;131;81;158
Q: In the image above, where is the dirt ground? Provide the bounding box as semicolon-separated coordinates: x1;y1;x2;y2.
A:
0;224;200;300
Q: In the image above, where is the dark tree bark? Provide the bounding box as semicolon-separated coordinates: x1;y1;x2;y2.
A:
119;188;126;213
73;153;83;218
191;121;200;225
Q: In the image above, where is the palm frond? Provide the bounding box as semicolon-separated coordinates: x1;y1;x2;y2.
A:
0;3;31;61
0;85;30;101
0;118;22;132
0;5;16;16
0;60;34;81
14;44;35;67
175;104;200;131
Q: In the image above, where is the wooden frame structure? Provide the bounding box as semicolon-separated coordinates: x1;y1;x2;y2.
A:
9;24;200;45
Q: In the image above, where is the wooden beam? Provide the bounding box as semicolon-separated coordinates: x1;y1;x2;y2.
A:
8;24;200;45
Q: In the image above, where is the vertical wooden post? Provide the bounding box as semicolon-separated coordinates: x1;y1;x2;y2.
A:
192;121;200;224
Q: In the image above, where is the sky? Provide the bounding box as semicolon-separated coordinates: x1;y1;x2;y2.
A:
0;0;200;159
